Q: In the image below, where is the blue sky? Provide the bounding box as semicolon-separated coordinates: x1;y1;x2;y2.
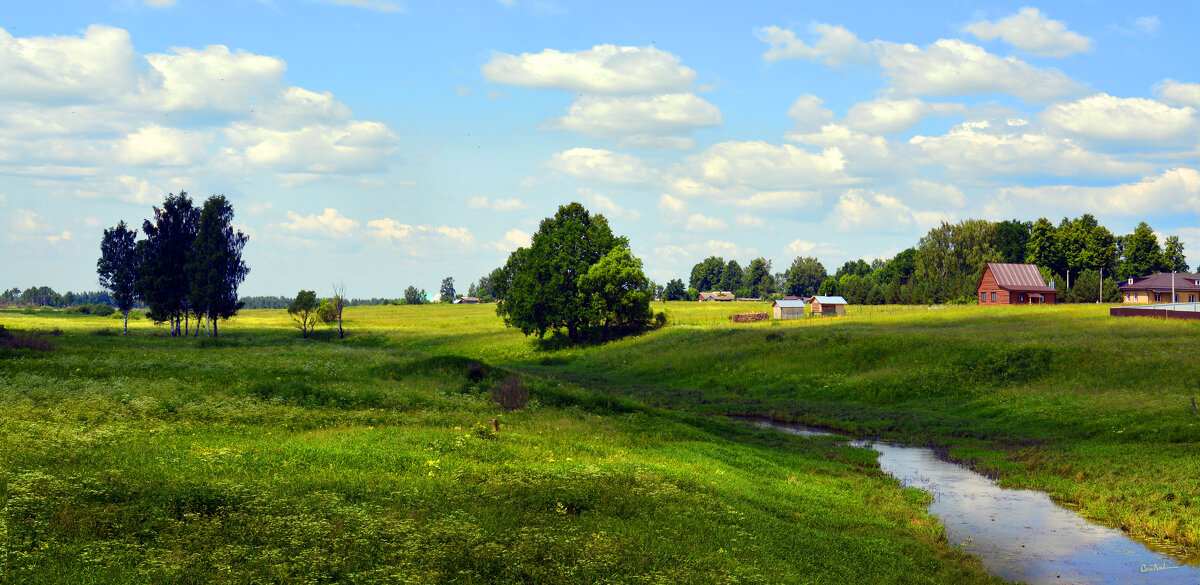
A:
2;0;1198;297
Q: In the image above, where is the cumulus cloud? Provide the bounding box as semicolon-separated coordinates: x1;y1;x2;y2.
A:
685;213;727;232
677;140;848;193
482;45;697;94
580;188;642;221
547;147;657;184
368;219;477;252
735;214;765;228
908;179;966;207
909;120;1150;177
964;8;1091;57
547;93;721;147
658;193;688;221
875;39;1084;101
10;207;73;244
225;120;398;174
280;208;361;238
730;190;821;209
989;168;1200;216
756;24;872;66
843;97;964;135
143;44;286;112
487;229;531;252
783;124;895;176
326;0;403;11
830;189;949;231
1154;79;1200;108
784;239;841;257
787;94;834;133
115;124;208;166
0;25;139;101
468;196;529;211
1040;93;1198;142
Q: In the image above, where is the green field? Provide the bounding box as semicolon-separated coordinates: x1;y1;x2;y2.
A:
1;302;1197;582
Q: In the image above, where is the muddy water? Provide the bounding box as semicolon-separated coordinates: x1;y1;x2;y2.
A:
765;423;1200;585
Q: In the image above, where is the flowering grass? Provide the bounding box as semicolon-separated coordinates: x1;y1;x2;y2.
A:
0;307;1001;584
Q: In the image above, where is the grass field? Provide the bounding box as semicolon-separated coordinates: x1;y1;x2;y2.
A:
1;301;1197;582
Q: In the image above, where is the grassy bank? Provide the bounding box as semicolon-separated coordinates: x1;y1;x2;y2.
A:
0;309;1000;584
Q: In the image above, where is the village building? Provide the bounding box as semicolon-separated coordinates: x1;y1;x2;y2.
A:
698;291;735;302
454;297;480;304
977;263;1057;305
772;299;806;320
1118;273;1200;304
810;296;847;316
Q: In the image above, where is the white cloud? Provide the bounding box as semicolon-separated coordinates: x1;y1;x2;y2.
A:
144;44;285;113
909;120;1150;177
326;0;404;12
469;196;529;211
487;228;531;252
368;219;477;252
843;97;964;135
225;120;398;174
1131;16;1161;36
787;94;834;133
280;208;361;237
9;209;72;245
252;86;354;129
0;25;139;101
358;178;387;188
784;239;841;257
756;24;871;66
677;140;849;193
482;45;697;94
830;189;949;232
547;147;657;184
989;168;1200;216
548;93;721;146
246;201;275;214
618;135;697;150
692;239;757;258
144;0;176;6
783;124;894;176
1155;79;1200;108
658;193;688;221
875;39;1084;101
908;179;966;208
731;190;821;209
115;124;208;166
1040;93;1198;142
580;188;641;221
685;213;727;232
735;214;764;228
964;8;1091;57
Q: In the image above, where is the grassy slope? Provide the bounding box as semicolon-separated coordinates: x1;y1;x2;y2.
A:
0;310;999;584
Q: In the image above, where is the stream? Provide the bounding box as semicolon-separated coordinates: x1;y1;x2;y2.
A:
762;422;1200;585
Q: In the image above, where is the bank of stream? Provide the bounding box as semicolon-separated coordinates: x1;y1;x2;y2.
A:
761;422;1200;585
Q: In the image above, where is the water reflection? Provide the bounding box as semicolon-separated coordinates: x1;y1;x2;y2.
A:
766;423;1200;585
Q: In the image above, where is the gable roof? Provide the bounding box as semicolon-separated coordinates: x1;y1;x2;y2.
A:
812;296;848;305
1119;273;1200;292
699;291;736;301
773;299;806;308
984;263;1057;293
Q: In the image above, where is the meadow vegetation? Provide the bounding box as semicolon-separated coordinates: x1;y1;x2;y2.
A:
2;301;1197;582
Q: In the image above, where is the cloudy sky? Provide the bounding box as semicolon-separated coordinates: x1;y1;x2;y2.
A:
2;1;1198;297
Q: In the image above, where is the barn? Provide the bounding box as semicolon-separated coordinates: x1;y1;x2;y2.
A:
977;263;1057;305
810;296;847;316
772;299;806;320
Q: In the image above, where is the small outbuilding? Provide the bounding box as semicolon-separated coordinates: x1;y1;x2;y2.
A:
456;297;480;304
977;263;1057;305
772;299;806;320
810;296;848;316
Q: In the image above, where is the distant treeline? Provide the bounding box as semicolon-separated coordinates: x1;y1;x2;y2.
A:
1;286;118;308
241;296;397;309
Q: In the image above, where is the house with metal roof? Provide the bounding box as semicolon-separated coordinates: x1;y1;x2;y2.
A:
698;291;735;302
772;298;806;320
977;263;1057;305
810;296;847;316
1118;272;1200;304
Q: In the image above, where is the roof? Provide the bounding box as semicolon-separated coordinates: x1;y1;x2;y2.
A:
1119;273;1200;292
773;299;806;308
812;296;848;305
984;263;1057;293
699;291;736;301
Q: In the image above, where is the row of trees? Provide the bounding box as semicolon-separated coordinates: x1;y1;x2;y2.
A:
0;287;114;308
491;202;653;342
97;192;249;336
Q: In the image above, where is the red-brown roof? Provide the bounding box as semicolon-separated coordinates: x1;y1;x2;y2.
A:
984;263;1057;293
1119;273;1200;292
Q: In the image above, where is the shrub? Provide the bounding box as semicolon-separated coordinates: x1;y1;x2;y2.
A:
467;361;485;382
0;329;54;351
493;375;528;411
653;311;668;328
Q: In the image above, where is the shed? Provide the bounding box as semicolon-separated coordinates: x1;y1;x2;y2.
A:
698;291;735;302
459;297;480;304
810;296;847;316
977;263;1057;305
772;299;806;320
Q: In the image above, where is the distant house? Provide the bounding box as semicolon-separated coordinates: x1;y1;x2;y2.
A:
456;297;480;304
781;296;802;301
810;296;847;316
977;263;1057;305
772;299;806;320
737;297;763;302
1119;273;1200;304
698;291;735;302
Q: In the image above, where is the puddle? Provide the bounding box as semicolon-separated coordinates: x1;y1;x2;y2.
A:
763;422;1200;585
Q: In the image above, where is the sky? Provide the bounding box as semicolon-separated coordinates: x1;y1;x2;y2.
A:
2;0;1198;297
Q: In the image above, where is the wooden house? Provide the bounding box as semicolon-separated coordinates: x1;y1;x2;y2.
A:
810;296;847;316
772;299;806;320
977;263;1057;305
1118;273;1200;304
698;291;735;302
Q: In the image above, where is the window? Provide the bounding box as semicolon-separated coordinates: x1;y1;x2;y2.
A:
1190;295;1195;303
990;292;996;302
1175;294;1179;302
1155;293;1161;302
1018;294;1025;302
980;292;986;303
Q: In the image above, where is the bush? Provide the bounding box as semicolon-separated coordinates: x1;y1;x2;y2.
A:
493;375;528;411
467;361;485;382
0;329;54;351
653;311;668;328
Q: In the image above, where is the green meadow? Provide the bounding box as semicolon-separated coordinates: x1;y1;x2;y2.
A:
1;302;1197;583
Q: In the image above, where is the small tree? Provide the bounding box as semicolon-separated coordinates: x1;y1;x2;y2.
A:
578;247;652;341
440;277;456;302
289;290;319;338
663;278;686;301
331;282;346;338
97;220;140;334
404;286;426;305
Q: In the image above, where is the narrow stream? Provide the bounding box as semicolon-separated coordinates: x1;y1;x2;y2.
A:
762;422;1200;585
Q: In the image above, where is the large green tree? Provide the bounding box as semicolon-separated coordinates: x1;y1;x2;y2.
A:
578;247;652;341
662;278;687;301
783;256;827;297
995;220;1032;264
185;195;249;338
136;192;199;336
496;202;625;342
1024;218;1063;276
741;257;774;298
97;220;140;334
1164;235;1188;273
915;220;1001;303
1118;222;1169;279
689;256;724;291
717;260;743;293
